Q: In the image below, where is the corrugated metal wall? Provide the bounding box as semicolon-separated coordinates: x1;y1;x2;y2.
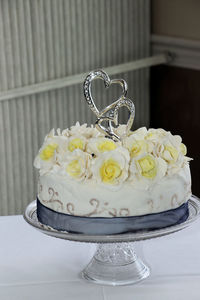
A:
0;0;150;215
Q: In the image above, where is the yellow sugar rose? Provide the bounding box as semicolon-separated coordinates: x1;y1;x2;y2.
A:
91;148;130;186
137;155;157;179
100;159;122;183
39;143;58;160
130;153;167;186
180;143;187;156
87;137;119;156
66;159;82;178
97;140;117;153
162;145;178;164
58;149;91;181
123;133;150;159
34;133;69;175
129;140;148;158
68;138;85;152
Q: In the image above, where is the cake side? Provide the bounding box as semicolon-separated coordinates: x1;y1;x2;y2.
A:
38;165;191;217
38;163;191;217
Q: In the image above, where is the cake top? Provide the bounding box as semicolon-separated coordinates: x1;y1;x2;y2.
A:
34;123;191;189
34;70;192;189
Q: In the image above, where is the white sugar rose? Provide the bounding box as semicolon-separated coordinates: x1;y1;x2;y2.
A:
144;128;168;156
60;128;70;137
87;137;120;156
56;149;91;181
113;124;132;139
129;127;148;140
130;153;167;187
145;129;189;163
145;128;168;142
69;122;102;138
91;147;130;187
34;129;68;175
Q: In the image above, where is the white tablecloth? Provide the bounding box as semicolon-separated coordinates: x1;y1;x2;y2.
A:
0;214;200;300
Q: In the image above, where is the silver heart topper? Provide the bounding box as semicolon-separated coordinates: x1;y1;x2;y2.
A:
83;70;135;140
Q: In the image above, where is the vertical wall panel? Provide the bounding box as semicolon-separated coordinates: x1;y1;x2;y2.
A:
0;0;150;215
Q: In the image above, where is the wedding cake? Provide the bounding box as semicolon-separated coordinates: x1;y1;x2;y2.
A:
34;70;192;234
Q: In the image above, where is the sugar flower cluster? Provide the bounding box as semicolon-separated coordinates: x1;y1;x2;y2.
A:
34;122;191;188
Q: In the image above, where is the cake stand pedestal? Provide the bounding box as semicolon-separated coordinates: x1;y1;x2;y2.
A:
82;242;149;285
24;195;200;286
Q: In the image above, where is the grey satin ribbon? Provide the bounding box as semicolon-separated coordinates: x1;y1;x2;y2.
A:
37;198;189;235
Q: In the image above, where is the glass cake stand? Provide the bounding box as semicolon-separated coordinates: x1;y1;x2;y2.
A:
24;195;200;286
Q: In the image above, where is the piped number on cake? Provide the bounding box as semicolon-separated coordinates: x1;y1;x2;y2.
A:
42;187;64;209
119;208;130;216
66;199;130;217
67;199;100;217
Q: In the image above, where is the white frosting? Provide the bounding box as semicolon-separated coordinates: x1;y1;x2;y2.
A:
35;124;192;218
38;163;191;217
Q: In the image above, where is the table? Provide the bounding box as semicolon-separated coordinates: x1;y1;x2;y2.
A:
0;215;200;300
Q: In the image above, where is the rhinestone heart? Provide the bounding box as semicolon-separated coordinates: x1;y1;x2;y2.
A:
83;70;135;140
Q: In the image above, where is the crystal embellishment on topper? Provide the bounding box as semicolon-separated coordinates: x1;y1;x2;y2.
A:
83;70;135;141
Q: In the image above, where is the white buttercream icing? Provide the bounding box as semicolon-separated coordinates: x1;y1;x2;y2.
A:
34;124;192;217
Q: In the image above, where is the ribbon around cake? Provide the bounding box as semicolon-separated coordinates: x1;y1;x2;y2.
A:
83;70;135;141
37;198;189;235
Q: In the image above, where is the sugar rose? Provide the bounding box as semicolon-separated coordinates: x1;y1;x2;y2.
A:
67;135;87;152
91;147;130;187
57;149;91;181
130;153;167;185
123;136;149;158
69;122;101;138
34;129;68;175
87;137;120;156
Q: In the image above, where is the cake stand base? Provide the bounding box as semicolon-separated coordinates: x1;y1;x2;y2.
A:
82;243;150;286
24;196;200;286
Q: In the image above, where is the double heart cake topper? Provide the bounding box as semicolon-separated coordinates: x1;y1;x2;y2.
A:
83;70;135;141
